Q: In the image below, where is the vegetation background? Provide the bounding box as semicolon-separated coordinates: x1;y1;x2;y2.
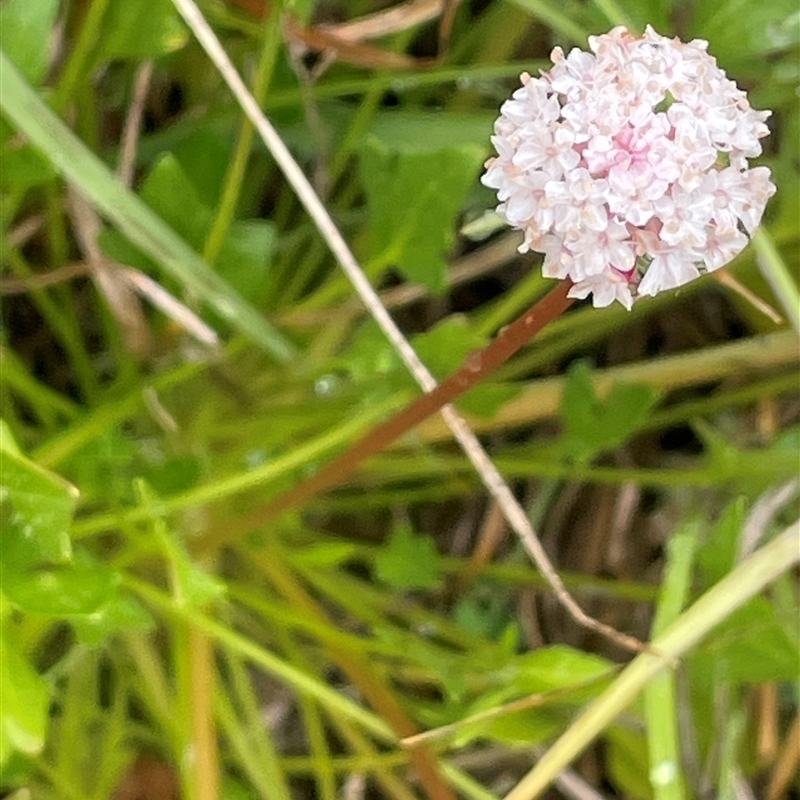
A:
0;1;798;799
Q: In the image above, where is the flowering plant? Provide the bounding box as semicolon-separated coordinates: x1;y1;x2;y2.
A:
482;25;776;309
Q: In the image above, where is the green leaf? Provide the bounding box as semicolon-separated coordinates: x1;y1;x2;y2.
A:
453;581;513;640
95;0;187;62
0;133;56;190
58;428;141;506
0;421;22;458
139;154;274;303
456;646;612;747
480;707;564;746
70;591;154;647
96;227;158;274
360;136;485;293
171;545;226;608
506;645;613;694
412;312;488;376
0;750;36;789
0;420;77;571
171;129;232;209
374;523;442;590
773;424;800;454
696;497;746;586
216;219;275;305
373;624;470;703
0;425;115;617
689;0;799;68
0;630;48;767
0;0;60;84
693;422;800;492
222;776;257;800
559;360;657;462
342;320;407;402
696;595;800;683
368;111;497;152
145;454;203;496
2;552;115;615
605;725;653;800
140;154;208;249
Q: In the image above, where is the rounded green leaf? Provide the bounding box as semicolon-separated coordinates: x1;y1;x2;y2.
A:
0;0;60;84
95;0;187;62
2;555;115;616
0;421;78;572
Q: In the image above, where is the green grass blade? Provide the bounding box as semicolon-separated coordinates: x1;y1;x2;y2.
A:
752;227;800;335
644;520;700;800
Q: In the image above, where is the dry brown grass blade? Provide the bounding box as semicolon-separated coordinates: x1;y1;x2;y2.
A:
765;712;800;800
283;15;430;70
67;189;152;357
713;268;783;324
227;0;456;42
228;1;449;68
118;59;153;188
0;262;91;294
437;0;460;54
321;0;460;44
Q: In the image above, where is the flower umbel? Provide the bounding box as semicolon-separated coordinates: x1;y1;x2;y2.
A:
481;26;776;309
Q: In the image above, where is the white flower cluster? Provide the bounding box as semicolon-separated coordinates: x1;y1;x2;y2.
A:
482;25;776;309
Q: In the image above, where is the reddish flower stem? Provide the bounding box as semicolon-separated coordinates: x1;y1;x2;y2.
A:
239;279;575;531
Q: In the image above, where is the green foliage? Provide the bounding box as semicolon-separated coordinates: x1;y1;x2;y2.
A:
374;523;442;590
509;645;613;692
0;137;55;191
0;0;797;797
0;0;60;84
94;0;187;62
693;501;798;681
69;590;153;647
0;421;76;568
605;725;653;800
137;154;275;303
361;136;485;292
0;627;48;768
452;645;614;746
688;0;800;66
0;53;294;360
3;550;114;616
696;497;746;585
558;360;658;462
702;595;799;682
100;152;276;306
